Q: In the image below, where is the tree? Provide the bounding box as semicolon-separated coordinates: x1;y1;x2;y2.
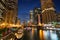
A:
52;21;57;27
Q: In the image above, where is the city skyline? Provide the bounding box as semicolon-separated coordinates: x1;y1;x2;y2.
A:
0;0;60;40
18;0;60;22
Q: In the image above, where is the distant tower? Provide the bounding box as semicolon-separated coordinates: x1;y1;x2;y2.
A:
30;10;33;23
40;0;56;23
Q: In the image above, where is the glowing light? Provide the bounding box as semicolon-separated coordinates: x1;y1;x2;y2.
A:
1;23;5;26
0;23;7;28
15;33;23;39
38;23;42;26
42;7;55;13
9;24;21;27
39;30;44;40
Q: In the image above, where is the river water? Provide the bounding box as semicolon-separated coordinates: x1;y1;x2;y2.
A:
23;27;60;40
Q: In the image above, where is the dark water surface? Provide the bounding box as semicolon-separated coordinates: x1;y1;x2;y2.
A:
22;27;60;40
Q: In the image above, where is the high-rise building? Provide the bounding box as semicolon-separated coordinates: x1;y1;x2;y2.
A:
33;8;42;25
57;13;60;22
0;0;18;28
30;10;34;23
4;0;18;24
40;0;56;24
0;0;6;24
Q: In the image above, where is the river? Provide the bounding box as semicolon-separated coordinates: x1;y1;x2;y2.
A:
23;27;60;40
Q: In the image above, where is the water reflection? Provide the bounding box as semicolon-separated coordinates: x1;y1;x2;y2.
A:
23;27;60;40
43;30;58;40
32;28;60;40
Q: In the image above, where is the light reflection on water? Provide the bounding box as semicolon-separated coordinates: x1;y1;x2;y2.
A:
43;30;58;40
39;30;59;40
32;28;60;40
23;28;60;40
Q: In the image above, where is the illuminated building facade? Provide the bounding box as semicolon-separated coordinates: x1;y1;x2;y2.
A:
0;0;18;28
4;0;18;24
40;0;56;24
30;10;34;24
0;0;6;24
33;8;42;25
57;13;60;22
16;18;21;25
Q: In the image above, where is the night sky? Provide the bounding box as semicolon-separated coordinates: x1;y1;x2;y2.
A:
18;0;60;22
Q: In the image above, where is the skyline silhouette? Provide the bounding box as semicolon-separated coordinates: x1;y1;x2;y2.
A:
18;0;60;22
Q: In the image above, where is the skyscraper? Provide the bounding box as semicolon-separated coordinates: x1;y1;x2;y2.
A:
0;0;6;24
57;13;60;22
33;8;41;25
5;0;18;24
30;10;33;23
40;0;56;24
